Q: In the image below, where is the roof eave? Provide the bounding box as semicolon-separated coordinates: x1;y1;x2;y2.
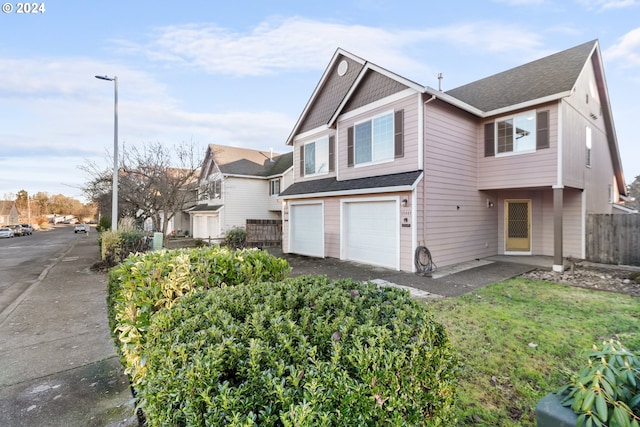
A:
482;92;571;117
280;184;418;200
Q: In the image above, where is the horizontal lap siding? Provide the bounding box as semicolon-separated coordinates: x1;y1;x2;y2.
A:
496;188;581;257
223;177;279;233
563;189;583;258
478;104;558;190
324;198;340;258
424;101;497;267
338;94;419;180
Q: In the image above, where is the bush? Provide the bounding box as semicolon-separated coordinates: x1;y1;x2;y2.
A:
100;229;150;267
107;247;291;384
556;340;640;427
138;276;459;426
97;215;111;232
223;227;246;249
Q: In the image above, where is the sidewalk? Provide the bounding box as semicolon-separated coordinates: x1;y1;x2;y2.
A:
0;234;137;427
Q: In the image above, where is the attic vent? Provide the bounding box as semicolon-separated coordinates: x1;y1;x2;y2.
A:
337;60;348;76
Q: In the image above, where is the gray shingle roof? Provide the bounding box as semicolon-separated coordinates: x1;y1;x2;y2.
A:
445;40;597;112
279;170;423;197
209;144;292;177
187;204;222;212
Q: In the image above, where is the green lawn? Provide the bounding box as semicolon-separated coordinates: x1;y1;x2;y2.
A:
428;278;640;426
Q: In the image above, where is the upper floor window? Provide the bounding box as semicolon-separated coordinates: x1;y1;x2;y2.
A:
299;135;334;177
199;179;221;201
347;109;404;167
354;111;394;165
269;178;280;196
497;111;536;154
485;110;549;157
305;137;329;176
585;126;592;168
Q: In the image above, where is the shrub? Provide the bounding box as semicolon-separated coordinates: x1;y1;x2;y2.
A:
97;215;111;232
107;247;291;384
138;276;459;426
556;340;640;427
223;226;246;249
100;229;150;267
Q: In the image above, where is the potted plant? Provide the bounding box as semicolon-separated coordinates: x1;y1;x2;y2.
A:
537;340;640;427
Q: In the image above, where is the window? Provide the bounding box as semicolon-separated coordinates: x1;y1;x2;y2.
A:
304;137;329;176
497;111;536;154
354;111;394;165
585;126;592;168
484;110;549;157
198;179;221;201
269;178;280;196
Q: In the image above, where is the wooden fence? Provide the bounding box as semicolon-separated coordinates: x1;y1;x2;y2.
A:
245;219;282;248
585;214;640;266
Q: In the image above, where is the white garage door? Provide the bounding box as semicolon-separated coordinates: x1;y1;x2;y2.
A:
343;200;398;269
289;203;324;257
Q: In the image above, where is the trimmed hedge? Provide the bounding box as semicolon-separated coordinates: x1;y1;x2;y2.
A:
107;247;291;384
138;276;459;426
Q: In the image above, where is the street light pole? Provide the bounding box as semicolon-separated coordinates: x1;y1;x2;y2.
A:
95;75;119;232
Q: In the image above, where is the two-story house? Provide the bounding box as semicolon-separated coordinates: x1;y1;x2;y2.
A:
0;201;20;226
190;144;293;240
279;40;627;273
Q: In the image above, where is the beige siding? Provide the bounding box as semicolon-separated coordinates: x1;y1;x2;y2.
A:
337;94;420;180
423;101;498;267
478;103;559;189
324;198;340;258
221;177;279;234
562;85;616;213
496;188;583;257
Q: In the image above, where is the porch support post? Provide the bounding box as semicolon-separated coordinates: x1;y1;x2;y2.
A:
553;187;564;272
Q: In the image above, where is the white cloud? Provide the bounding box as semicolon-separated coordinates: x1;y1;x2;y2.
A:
113;17;546;80
576;0;638;10
605;28;640;66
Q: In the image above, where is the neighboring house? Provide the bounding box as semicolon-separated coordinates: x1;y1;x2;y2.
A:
151;167;199;236
0;201;19;225
279;40;628;273
190;144;293;240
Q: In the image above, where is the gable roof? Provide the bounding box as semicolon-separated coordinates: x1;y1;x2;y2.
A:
445;40;598;113
286;49;424;145
207;144;293;178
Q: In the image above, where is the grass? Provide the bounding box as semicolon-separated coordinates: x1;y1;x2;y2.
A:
428;278;640;426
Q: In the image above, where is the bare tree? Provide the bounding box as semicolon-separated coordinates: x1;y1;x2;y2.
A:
82;140;202;233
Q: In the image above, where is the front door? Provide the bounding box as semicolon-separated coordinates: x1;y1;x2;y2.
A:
505;200;531;252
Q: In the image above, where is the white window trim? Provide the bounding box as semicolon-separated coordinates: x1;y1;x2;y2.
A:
303;136;330;177
494;110;537;158
585;126;592;168
353;109;395;167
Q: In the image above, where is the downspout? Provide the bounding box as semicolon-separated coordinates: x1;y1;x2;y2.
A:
553;101;565;272
421;94;437;247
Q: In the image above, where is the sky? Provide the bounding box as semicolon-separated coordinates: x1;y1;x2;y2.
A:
1;0;639;202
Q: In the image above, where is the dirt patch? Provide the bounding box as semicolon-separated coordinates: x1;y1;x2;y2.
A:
521;266;640;297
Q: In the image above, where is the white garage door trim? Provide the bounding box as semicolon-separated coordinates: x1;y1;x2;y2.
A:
289;201;324;257
341;197;399;270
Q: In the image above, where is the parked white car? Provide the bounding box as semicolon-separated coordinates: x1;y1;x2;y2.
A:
0;227;15;238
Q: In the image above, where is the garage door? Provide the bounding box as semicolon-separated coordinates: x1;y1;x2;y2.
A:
343;200;398;269
289;203;324;257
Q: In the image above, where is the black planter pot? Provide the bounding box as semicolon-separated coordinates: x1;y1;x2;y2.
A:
535;393;578;427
